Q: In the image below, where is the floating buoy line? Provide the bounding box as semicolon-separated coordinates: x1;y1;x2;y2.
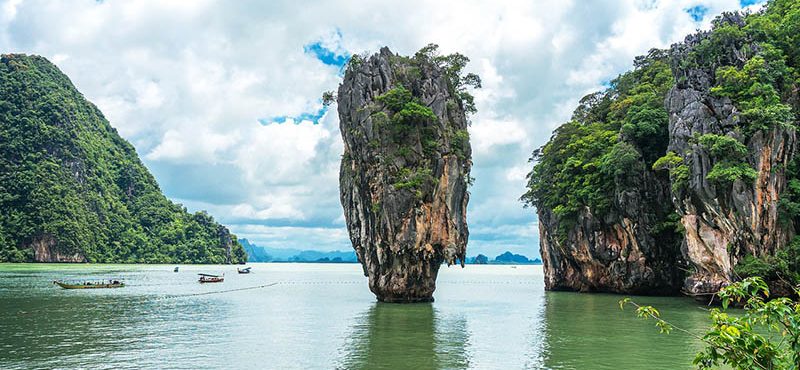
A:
160;281;282;299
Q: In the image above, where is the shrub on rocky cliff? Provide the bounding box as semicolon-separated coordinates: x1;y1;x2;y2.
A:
697;134;758;185
735;237;800;288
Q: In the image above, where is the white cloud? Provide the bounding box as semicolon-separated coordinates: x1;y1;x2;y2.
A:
470;119;528;155
230;202;305;221
134;80;164;109
233;120;332;186
0;0;755;257
505;165;530;182
147;128;239;163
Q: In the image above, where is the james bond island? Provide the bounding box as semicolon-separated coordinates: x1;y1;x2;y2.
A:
336;45;479;302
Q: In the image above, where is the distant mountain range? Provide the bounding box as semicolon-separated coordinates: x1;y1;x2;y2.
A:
241;239;358;263
465;251;542;265
242;239;541;265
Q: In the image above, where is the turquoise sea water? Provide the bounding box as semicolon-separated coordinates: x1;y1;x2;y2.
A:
0;263;711;369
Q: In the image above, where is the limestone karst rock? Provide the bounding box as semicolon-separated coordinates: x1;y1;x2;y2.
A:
533;50;686;295
337;46;476;302
666;13;795;297
526;4;800;297
536;169;685;295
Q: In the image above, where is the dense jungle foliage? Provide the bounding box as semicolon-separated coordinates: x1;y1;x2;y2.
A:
520;47;674;228
0;54;246;263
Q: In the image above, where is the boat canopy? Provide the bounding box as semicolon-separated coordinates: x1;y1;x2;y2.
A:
59;278;124;283
198;273;221;277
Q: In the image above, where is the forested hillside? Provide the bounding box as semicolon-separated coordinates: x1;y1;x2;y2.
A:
0;54;246;263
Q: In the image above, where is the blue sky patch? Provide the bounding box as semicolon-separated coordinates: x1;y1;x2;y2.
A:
739;0;765;7
304;42;350;69
259;106;328;125
685;5;709;22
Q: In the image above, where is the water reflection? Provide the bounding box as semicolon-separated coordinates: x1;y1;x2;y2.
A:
338;303;469;369
434;309;470;369
541;291;708;369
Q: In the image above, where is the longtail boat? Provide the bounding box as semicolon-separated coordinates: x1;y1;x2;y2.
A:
237;267;252;274
199;273;224;283
53;280;125;289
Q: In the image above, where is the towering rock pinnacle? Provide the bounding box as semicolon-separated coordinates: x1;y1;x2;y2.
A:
337;46;476;302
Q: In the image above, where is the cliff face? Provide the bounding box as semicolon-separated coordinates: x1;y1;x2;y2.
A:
528;3;800;296
30;234;87;262
338;47;473;302
0;54;247;263
538;168;684;294
667;15;796;296
526;50;686;294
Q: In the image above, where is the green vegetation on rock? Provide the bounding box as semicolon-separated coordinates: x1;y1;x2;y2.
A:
521;48;674;230
358;44;480;200
525;0;800;297
652;151;689;192
0;54;246;263
698;134;758;185
735;239;800;286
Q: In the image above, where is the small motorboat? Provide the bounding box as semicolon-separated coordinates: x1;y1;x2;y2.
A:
198;273;224;283
53;280;125;289
174;266;179;272
237;267;252;274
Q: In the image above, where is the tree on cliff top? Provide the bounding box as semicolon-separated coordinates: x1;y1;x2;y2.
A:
325;43;481;115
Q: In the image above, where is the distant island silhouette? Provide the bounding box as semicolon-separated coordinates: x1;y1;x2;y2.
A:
242;239;541;265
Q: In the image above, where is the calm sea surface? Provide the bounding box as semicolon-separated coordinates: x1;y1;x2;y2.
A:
0;263;711;369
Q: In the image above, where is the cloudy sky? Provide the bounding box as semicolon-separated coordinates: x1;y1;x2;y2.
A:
1;0;764;258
